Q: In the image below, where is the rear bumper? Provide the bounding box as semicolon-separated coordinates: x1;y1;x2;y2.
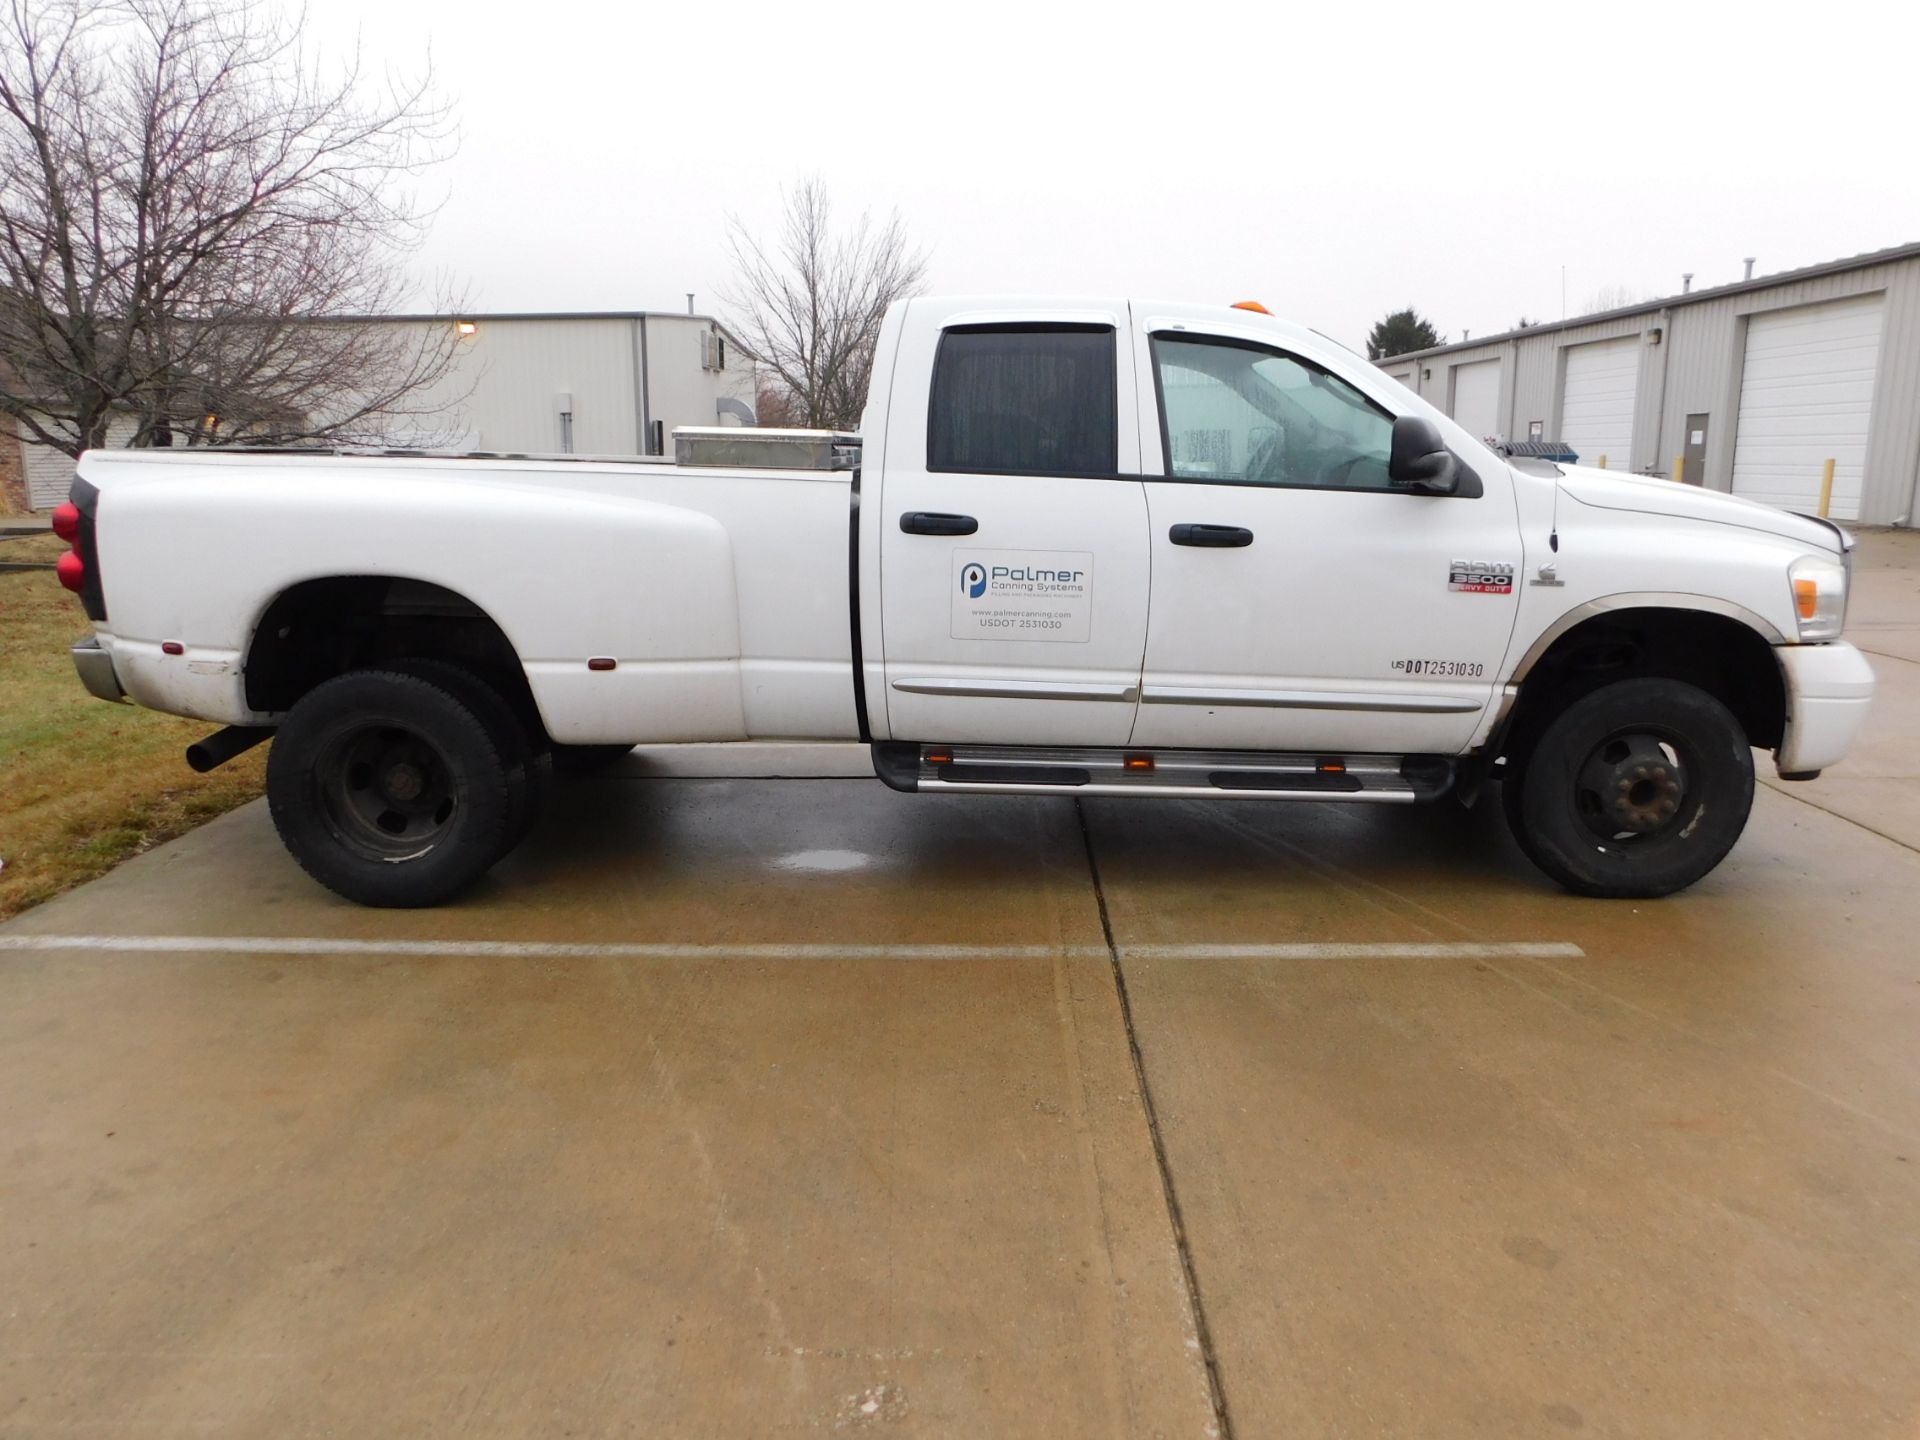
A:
1774;641;1875;776
71;637;125;703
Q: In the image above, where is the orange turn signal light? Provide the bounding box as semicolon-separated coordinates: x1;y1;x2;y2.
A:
1793;577;1820;620
1231;300;1271;315
925;748;953;765
1123;754;1154;772
1317;759;1346;774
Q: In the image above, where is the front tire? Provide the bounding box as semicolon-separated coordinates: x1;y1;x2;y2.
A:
267;668;515;907
1506;677;1755;899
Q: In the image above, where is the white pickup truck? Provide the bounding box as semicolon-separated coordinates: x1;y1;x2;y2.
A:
55;296;1875;906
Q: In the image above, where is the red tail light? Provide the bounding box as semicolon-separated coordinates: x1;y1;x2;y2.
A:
56;549;86;593
63;478;107;619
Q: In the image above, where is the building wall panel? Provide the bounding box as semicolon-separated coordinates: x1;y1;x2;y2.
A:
401;318;642;454
1379;250;1920;522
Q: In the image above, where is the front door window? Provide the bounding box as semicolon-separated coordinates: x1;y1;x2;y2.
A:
1153;335;1396;491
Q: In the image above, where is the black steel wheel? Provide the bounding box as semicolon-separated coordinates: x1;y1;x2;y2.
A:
317;722;459;858
388;658;552;851
1506;677;1754;899
1572;730;1689;843
267;669;514;907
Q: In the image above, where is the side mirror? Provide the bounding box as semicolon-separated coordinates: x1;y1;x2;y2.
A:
1388;415;1459;494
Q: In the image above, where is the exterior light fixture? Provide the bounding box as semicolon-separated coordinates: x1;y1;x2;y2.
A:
455;320;477;337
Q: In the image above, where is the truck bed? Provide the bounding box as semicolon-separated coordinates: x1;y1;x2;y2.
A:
72;447;863;743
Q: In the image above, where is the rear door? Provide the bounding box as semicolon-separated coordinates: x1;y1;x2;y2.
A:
1131;316;1522;755
876;305;1150;745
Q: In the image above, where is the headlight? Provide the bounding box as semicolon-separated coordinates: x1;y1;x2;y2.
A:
1788;553;1848;641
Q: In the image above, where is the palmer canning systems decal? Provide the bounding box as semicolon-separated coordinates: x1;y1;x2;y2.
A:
952;550;1093;642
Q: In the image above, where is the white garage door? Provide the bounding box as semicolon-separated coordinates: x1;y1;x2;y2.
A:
1732;294;1884;519
1560;336;1640;470
1449;359;1501;442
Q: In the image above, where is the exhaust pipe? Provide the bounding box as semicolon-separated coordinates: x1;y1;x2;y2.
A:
186;725;273;773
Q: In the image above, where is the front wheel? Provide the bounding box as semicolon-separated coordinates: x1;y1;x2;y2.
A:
1505;677;1755;899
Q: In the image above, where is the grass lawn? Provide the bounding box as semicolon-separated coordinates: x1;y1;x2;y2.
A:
0;532;266;919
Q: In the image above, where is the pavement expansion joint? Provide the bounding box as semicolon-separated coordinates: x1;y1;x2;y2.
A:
1757;780;1920;856
1074;797;1237;1440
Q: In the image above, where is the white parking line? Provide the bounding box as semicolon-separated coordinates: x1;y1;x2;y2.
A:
0;934;1584;961
1122;942;1586;960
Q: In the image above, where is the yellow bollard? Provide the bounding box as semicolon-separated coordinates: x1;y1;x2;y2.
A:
1817;457;1836;518
1597;454;1608;469
1672;457;1684;483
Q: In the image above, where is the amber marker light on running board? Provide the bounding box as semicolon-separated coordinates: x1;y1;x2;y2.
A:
1123;754;1155;772
1231;300;1272;314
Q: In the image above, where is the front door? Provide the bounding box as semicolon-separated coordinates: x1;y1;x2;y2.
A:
1130;320;1522;755
877;308;1150;745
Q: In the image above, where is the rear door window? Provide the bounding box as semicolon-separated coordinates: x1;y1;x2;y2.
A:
928;325;1117;477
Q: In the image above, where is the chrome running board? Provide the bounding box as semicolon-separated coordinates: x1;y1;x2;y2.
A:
871;742;1453;804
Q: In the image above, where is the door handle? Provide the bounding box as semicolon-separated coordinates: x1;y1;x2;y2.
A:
900;511;979;536
1169;523;1253;548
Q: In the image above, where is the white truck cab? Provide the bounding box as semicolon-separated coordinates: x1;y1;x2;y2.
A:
56;295;1875;906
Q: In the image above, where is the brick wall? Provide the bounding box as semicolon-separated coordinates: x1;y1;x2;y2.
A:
0;424;29;514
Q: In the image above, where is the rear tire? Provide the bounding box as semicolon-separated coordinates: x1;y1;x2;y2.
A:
267;668;514;907
1505;677;1754;899
388;658;551;851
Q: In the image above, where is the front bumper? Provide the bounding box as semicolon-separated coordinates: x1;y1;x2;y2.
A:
1774;641;1875;776
71;637;125;703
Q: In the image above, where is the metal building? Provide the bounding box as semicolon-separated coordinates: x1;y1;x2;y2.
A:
3;309;759;513
360;309;759;458
1376;242;1920;525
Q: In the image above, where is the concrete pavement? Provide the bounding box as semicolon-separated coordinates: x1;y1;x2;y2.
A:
2;533;1917;1438
0;789;1216;1438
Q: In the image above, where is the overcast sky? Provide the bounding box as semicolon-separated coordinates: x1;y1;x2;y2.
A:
308;0;1919;349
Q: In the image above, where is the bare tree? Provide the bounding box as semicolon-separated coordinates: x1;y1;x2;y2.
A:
724;179;927;431
0;0;463;458
1580;284;1650;317
752;379;801;429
